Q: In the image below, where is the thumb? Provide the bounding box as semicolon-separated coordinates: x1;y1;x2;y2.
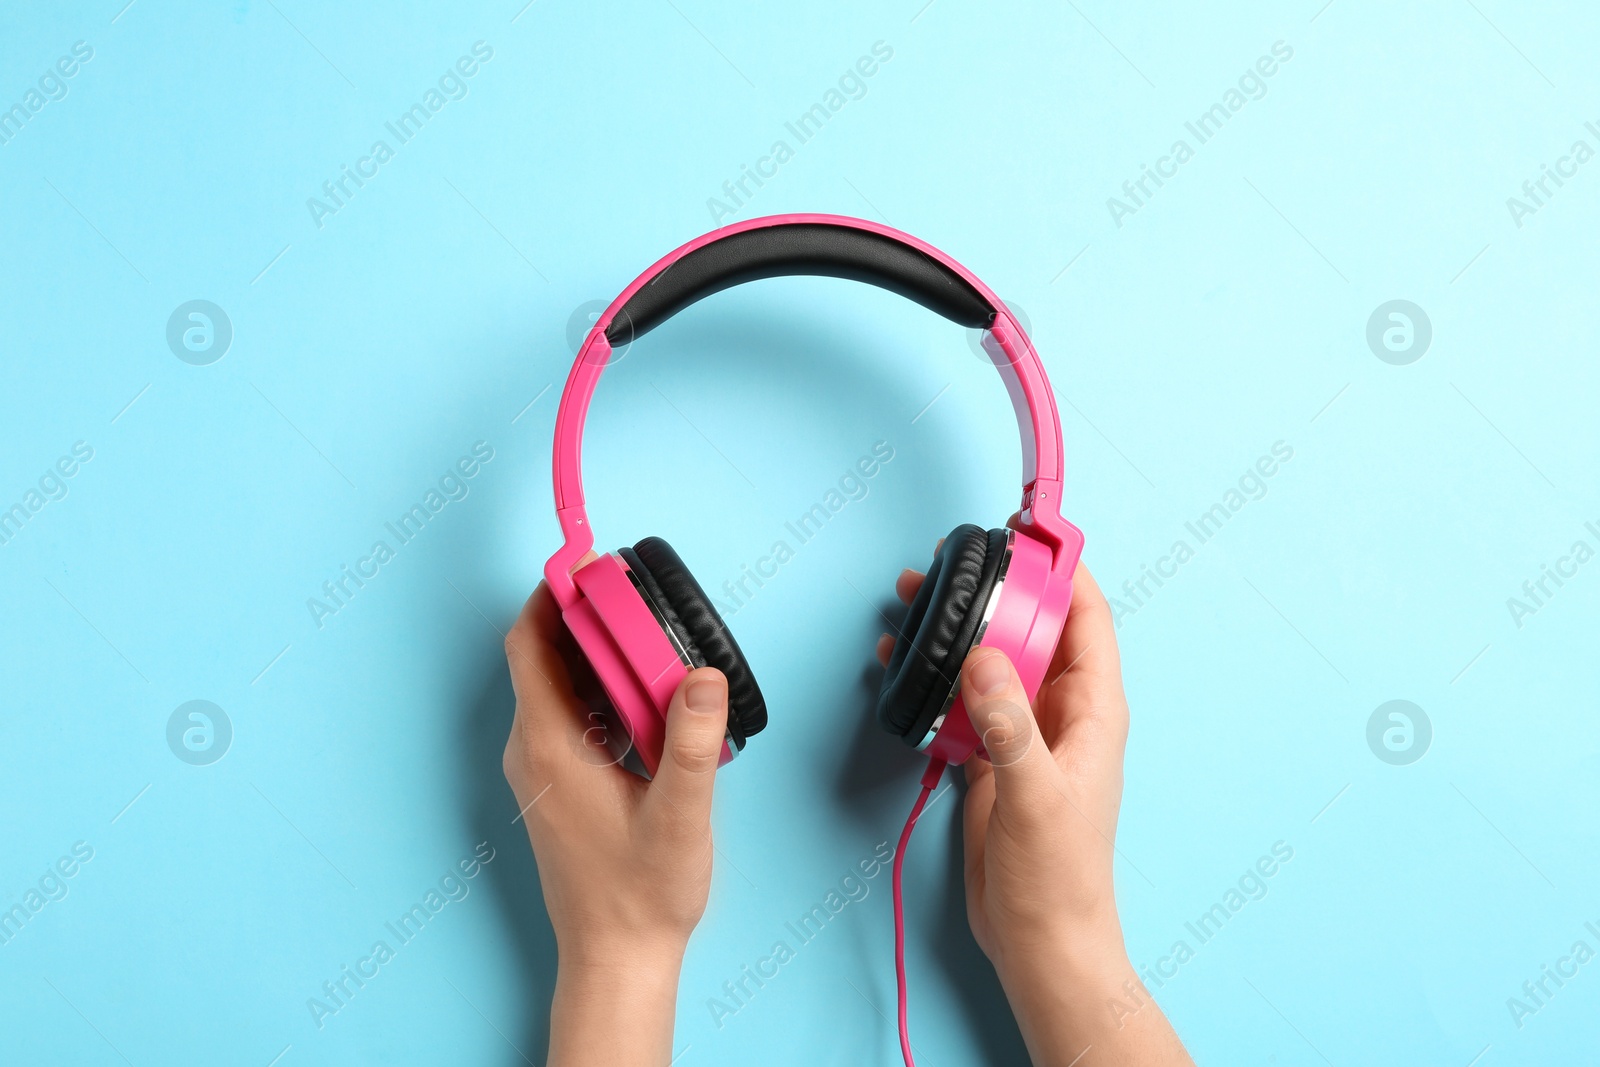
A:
962;648;1052;798
649;667;728;817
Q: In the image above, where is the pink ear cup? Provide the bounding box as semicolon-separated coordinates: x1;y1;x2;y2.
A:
562;554;733;779
920;525;1083;765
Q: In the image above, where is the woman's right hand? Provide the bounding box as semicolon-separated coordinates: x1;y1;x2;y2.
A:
877;559;1192;1065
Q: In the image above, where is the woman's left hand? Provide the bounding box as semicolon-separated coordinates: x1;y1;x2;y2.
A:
504;575;732;1066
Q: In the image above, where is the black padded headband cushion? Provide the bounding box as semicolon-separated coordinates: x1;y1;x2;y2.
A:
605;223;996;345
620;537;767;746
876;524;1010;742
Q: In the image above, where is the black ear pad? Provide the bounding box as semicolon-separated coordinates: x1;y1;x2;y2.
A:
876;524;1010;743
618;537;768;747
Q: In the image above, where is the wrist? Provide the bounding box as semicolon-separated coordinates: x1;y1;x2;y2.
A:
990;917;1132;1021
997;933;1127;990
992;931;1177;1063
549;941;685;1066
558;931;686;978
554;950;683;1009
987;907;1125;987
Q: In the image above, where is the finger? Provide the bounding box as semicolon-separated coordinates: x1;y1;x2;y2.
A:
1050;562;1123;687
504;555;597;696
1040;562;1130;768
505;563;603;761
961;648;1053;804
876;633;895;667
961;756;996;891
895;568;925;605
647;667;728;821
505;581;571;702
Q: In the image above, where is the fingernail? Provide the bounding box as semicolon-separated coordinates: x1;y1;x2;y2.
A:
686;677;726;715
969;652;1010;696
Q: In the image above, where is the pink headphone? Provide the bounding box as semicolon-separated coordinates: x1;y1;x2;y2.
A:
545;214;1084;779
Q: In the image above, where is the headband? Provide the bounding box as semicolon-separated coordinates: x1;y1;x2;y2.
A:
546;213;1069;604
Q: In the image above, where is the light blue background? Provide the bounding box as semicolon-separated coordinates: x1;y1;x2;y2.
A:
2;1;1597;1064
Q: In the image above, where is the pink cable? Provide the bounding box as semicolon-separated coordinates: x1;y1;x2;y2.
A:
892;756;947;1067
